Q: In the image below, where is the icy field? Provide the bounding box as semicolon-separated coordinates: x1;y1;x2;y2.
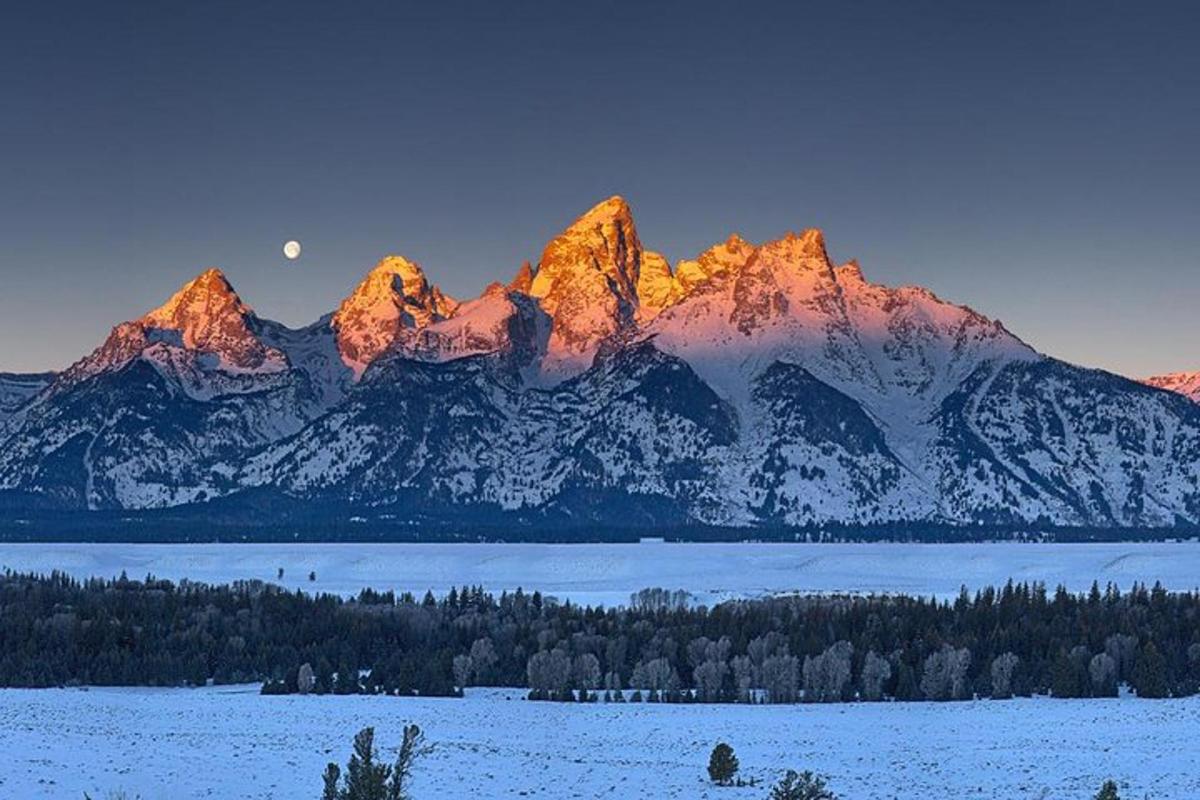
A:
1;540;1198;605
0;685;1195;799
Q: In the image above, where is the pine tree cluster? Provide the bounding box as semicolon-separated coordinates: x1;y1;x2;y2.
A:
0;572;1196;703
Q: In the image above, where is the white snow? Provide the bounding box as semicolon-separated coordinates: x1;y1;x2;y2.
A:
2;541;1198;607
0;685;1195;799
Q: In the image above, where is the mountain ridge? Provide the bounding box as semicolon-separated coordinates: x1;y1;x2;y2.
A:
3;196;1198;530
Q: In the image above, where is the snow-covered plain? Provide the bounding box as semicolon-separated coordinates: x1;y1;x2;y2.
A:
1;541;1198;606
0;685;1195;800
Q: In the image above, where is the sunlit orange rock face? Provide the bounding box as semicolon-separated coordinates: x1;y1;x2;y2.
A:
527;196;646;375
55;267;289;396
331;256;458;378
141;268;287;373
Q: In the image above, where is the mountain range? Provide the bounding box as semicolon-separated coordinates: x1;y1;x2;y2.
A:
3;196;1199;532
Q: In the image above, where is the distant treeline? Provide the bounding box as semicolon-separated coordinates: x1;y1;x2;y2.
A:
1;494;1197;543
1;572;1197;703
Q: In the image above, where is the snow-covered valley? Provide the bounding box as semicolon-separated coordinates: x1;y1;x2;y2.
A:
4;540;1199;798
1;685;1195;799
2;540;1198;606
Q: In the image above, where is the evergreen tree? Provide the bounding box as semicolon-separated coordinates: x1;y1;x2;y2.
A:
343;727;391;800
322;764;341;800
707;742;739;786
1094;779;1120;800
1133;642;1169;698
320;725;428;800
770;770;837;800
387;724;426;800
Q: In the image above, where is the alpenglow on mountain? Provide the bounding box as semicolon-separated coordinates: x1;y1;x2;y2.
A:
3;196;1200;531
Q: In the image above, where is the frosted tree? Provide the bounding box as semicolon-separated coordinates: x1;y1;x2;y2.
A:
687;636;732;669
298;662;315;695
859;650;891;701
687;637;714;669
573;653;602;692
990;652;1019;700
762;654;800;704
526;649;572;698
1104;634;1138;682
469;638;498;684
748;632;789;668
920;645;972;701
452;654;473;690
630;657;678;696
802;641;853;703
693;658;729;702
730;655;755;703
1089;653;1118;697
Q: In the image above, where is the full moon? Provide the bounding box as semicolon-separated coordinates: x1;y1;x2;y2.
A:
283;240;302;260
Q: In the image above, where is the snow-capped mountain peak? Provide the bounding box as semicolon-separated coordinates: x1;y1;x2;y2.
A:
528;195;648;378
140;268;287;375
4;195;1199;531
332;255;458;378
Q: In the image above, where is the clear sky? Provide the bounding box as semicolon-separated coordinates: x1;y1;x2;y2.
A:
1;0;1198;376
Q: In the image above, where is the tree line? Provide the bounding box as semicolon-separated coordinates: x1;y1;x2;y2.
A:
0;571;1197;702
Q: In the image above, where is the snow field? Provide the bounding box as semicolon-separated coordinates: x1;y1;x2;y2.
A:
0;686;1195;799
1;540;1198;607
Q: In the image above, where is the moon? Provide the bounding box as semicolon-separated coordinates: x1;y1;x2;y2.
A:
283;240;302;260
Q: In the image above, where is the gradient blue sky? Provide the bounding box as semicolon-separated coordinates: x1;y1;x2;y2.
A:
2;0;1198;375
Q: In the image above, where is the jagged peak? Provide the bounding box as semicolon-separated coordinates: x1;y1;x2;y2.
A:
787;228;829;261
508;261;534;294
572;195;633;228
363;254;433;296
675;234;758;295
332;254;457;378
143;267;253;329
531;195;643;304
482;281;509;298
756;228;834;274
835;259;866;284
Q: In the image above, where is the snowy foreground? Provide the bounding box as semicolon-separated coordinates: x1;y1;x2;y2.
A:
1;685;1196;800
1;540;1198;605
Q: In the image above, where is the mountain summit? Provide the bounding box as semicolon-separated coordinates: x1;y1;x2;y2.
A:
332;256;458;378
2;196;1198;529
